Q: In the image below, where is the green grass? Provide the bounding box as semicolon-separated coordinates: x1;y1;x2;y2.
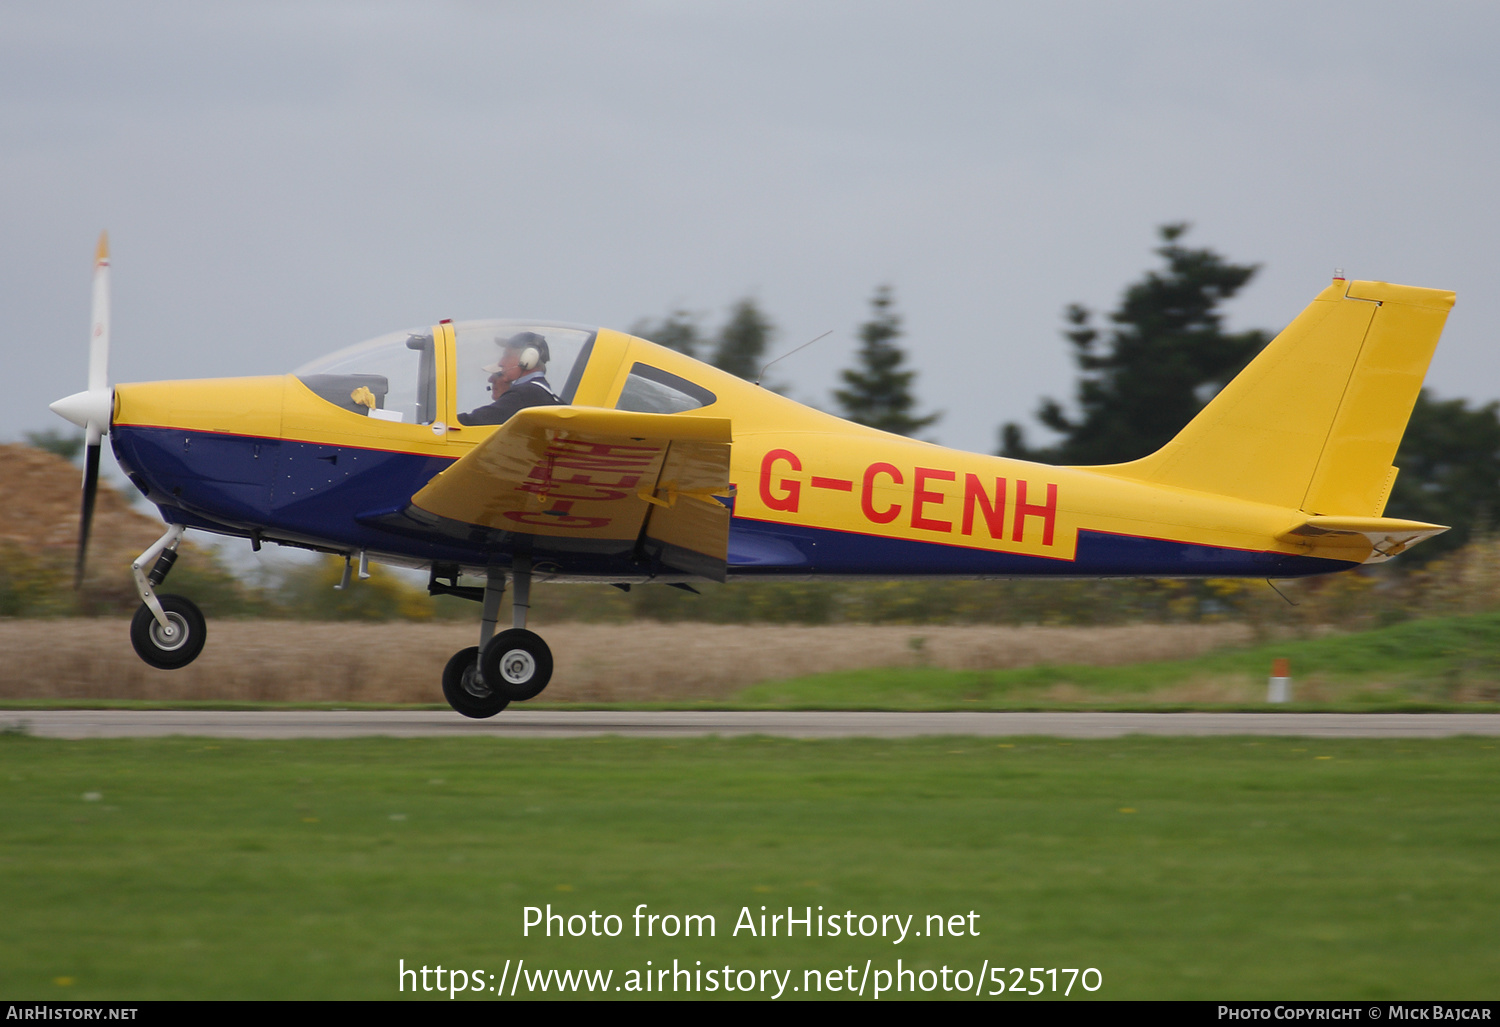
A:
736;611;1500;711
1;734;1496;999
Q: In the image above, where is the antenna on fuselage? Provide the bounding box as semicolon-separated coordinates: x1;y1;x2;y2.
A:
755;330;832;387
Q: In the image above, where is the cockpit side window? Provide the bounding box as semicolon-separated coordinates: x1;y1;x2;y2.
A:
615;363;717;414
299;374;392;415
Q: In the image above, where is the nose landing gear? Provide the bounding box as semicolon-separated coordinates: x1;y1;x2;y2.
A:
127;525;207;670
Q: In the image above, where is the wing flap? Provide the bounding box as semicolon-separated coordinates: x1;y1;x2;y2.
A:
638;434;735;582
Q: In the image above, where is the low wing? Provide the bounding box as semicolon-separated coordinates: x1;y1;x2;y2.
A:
412;406;733;580
1275;515;1448;564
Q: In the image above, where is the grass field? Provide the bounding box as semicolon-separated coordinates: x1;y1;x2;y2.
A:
1;733;1496;1000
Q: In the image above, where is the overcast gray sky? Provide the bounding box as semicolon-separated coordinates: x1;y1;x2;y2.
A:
6;1;1498;458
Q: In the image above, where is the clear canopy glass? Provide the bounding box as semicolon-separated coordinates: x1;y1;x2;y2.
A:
294;320;598;424
451;321;596;421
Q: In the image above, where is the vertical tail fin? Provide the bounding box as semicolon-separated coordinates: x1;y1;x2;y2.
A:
1100;279;1455;516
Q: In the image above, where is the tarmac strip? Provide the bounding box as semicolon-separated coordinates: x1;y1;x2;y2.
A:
3;710;1498;739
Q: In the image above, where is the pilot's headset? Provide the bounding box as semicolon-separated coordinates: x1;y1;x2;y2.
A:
505;332;550;372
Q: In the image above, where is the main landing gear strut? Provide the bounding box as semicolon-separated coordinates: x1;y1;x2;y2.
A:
439;554;554;719
128;524;207;670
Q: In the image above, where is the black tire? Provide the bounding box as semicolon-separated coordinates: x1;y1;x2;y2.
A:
441;646;509;719
129;594;207;670
479;629;554;702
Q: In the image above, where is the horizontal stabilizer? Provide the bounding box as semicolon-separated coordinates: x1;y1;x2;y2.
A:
1275;515;1449;564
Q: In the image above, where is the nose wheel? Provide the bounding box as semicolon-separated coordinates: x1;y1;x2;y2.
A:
129;593;206;670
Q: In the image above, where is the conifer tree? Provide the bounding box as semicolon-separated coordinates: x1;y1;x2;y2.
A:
833;285;940;436
630;309;703;359
994;223;1500;565
1387;391;1500;561
24;429;84;462
710;298;774;380
1000;224;1268;465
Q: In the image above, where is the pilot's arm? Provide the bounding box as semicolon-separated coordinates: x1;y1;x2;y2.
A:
459;378;561;426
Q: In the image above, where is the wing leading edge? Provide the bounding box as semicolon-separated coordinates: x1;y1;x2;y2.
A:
411;406;733;580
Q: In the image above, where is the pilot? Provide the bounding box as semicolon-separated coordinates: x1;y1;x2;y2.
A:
458;332;562;426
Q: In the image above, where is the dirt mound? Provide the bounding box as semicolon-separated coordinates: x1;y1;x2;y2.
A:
0;443;169;575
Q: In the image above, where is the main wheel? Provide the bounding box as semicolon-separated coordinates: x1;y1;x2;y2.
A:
441;646;509;719
129;594;207;670
479;629;554;702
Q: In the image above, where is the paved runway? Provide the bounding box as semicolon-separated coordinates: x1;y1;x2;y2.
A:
4;710;1498;739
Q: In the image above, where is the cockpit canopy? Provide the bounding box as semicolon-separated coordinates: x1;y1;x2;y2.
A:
294;320;597;424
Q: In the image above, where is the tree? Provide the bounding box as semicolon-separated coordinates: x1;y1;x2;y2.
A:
833;285;940;436
996;223;1500;567
630;309;704;360
1000;224;1270;465
1386;390;1500;561
710;298;774;381
25;428;84;462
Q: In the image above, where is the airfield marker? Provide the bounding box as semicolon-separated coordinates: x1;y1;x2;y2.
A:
1268;658;1292;703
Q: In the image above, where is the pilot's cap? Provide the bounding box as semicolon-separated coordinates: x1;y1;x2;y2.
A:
482;332;549;374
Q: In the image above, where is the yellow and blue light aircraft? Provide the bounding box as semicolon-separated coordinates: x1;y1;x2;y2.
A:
51;235;1455;716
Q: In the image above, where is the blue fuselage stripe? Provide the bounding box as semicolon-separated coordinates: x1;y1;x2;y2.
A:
111;425;1354;578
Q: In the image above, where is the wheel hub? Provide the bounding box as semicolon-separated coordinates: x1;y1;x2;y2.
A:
149;613;188;652
460;665;492;699
499;649;536;685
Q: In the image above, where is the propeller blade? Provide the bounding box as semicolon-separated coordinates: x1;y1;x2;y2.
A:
89;231;110;397
75;440;101;590
66;233;111;590
53;234;115;437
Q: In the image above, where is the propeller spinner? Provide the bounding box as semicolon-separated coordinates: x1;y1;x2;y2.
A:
49;232;113;588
